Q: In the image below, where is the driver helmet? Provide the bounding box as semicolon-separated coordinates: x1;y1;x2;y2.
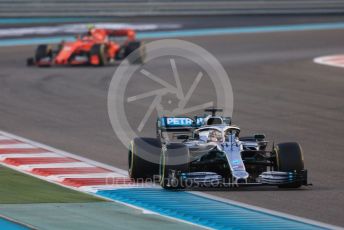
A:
87;24;95;30
208;130;221;142
86;24;96;35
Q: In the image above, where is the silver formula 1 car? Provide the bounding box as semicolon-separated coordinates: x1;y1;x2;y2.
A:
128;108;309;189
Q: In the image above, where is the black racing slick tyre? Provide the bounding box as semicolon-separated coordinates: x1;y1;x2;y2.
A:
128;137;161;181
125;41;146;64
35;44;52;66
275;142;304;188
160;143;189;189
90;44;108;66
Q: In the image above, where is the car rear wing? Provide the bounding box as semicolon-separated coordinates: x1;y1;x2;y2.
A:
106;29;135;41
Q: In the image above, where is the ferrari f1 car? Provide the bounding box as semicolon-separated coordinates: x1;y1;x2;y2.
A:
27;28;145;67
128;108;309;189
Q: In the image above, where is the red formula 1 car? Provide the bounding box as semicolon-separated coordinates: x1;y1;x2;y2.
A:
27;28;145;67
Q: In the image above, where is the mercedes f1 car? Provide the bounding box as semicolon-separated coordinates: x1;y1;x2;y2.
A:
128;108;309;189
27;28;145;67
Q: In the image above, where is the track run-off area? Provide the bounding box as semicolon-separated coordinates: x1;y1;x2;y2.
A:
0;15;343;228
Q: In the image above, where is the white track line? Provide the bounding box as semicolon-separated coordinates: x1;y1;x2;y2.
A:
19;162;94;170
0;23;181;38
48;173;125;182
0;153;60;159
0;143;37;149
0;151;46;154
0;136;12;140
79;184;159;193
0;214;36;230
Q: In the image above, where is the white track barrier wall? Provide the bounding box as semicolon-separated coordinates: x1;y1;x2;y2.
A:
0;0;344;17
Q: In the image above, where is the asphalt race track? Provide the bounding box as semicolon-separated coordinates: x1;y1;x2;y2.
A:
0;15;343;227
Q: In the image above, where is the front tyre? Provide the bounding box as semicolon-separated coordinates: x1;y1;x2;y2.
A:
90;44;108;66
275;142;304;188
125;41;146;64
35;44;52;67
128;137;161;181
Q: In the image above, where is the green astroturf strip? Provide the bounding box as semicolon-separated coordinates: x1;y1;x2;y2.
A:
0;165;105;204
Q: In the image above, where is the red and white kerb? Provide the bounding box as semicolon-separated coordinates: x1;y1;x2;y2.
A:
0;131;154;193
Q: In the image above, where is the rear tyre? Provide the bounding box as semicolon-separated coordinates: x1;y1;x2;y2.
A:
275;142;304;188
90;44;108;66
160;143;189;189
125;41;146;64
35;44;52;67
128;138;161;181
